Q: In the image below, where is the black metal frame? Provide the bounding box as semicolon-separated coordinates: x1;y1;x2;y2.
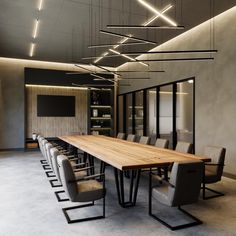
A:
42;164;51;170
45;170;56;178
202;183;224;200
149;171;202;230
62;200;105;224
49;179;62;188
114;168;141;208
117;77;195;153
40;160;47;165
54;190;69;202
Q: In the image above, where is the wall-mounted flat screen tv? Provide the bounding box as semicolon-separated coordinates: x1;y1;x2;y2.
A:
37;95;75;117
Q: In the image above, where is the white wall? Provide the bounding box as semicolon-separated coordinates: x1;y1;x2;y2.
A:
118;6;236;176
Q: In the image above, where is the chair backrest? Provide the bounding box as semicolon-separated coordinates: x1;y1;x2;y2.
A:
50;147;61;182
117;132;125;140
41;139;49;160
204;146;226;181
126;134;136;142
175;141;193;154
139;136;150;145
57;155;77;202
45;142;54;169
168;161;204;207
155;138;169;149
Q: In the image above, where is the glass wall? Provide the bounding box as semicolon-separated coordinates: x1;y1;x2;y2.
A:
146;88;157;144
134;91;144;136
176;80;194;144
159;85;173;149
118;95;124;133
126;93;133;134
118;78;195;151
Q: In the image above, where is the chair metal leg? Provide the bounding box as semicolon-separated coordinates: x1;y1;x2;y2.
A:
49;179;62;188
149;171;202;230
45;171;56;178
42;164;51;170
62;200;105;224
54;190;69;202
202;183;224;200
40;160;47;165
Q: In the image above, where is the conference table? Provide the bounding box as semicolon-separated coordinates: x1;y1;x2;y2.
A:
59;135;210;208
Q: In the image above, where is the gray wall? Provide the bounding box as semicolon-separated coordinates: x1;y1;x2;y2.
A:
0;59;104;149
118;6;236;176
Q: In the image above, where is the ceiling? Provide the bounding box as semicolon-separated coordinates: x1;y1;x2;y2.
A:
0;0;235;67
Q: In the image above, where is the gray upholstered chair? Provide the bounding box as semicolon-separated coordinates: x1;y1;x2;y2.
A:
126;134;136;142
155;138;169;149
149;160;204;230
155;138;169;177
58;155;106;223
139;136;150;145
50;148;92;202
117;132;126;140
175;141;193;154
202;146;226;199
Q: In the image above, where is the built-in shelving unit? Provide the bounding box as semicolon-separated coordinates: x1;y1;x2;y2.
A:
88;89;114;136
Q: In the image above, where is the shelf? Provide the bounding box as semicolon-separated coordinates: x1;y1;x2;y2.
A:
128;106;143;109
90;105;111;108
128;117;143;120
91;127;111;130
91;117;111;120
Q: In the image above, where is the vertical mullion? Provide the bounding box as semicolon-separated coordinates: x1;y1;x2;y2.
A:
193;78;195;154
123;94;127;134
143;90;147;136
156;87;160;139
132;92;135;134
172;83;177;149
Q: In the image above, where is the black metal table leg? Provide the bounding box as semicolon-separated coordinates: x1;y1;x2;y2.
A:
114;168;141;208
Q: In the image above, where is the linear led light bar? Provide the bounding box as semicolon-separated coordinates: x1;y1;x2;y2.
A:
72;83;100;90
38;0;44;11
90;73;117;84
113;49;218;56
107;25;184;29
129;57;214;62
29;43;35;57
109;49;149;67
26;84;88;90
33;19;39;39
116;70;165;73
93;4;172;64
138;0;177;26
100;30;157;45
143;4;173;26
88;42;149;48
90;63;121;77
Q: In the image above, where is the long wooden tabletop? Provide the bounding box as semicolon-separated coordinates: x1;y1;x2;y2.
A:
59;135;210;171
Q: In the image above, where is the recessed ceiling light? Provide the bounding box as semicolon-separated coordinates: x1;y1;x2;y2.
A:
33;19;39;39
29;43;35;57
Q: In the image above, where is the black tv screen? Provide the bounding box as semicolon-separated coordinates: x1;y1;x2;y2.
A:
37;95;75;117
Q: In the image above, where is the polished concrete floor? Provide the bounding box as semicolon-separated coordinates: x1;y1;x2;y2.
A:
0;151;236;236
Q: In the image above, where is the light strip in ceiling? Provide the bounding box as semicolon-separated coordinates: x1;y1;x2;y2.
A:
26;84;88;90
138;0;177;26
33;19;39;39
29;43;35;57
129;57;214;62
38;0;44;11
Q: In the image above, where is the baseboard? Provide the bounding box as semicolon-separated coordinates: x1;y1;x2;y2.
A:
223;172;236;180
0;148;25;152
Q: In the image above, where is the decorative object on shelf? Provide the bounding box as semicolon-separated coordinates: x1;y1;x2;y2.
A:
93;109;98;117
91;91;100;105
32;132;37;140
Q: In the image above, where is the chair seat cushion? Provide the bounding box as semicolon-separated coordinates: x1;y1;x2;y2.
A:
152;183;170;206
75;170;87;180
204;169;220;183
75;180;104;202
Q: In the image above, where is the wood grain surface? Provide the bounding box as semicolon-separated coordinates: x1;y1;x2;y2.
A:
59;135;210;170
